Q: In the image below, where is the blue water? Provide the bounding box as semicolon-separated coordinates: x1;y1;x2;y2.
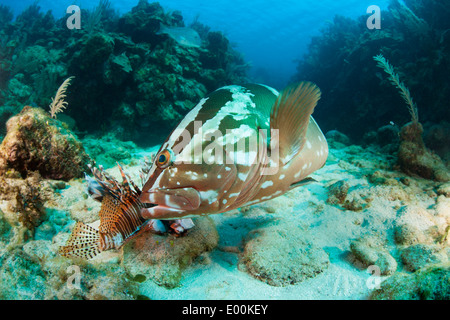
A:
1;0;390;88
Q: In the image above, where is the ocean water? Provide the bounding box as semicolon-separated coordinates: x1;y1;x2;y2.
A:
0;0;449;303
2;0;390;88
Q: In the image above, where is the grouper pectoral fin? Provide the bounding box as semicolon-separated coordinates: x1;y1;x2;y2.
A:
270;82;321;165
289;177;317;190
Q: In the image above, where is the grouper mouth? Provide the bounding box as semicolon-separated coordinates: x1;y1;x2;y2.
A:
139;187;201;219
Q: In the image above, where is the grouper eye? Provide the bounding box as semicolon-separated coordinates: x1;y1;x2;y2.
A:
156;149;173;169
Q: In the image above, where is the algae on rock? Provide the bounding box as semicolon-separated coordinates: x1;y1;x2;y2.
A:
239;223;330;286
0;106;90;181
122;217;219;289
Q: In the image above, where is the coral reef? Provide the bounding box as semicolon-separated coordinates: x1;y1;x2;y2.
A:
0;106;90;180
0;0;449;301
293;0;450;151
0;0;248;143
0;171;48;247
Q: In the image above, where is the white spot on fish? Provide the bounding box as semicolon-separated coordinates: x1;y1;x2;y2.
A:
306;141;312;149
261;181;273;189
279;174;285;180
222;199;227;204
217;174;222;179
238;173;247;181
199;190;218;204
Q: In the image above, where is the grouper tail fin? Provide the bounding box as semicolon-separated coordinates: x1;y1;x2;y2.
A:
270;82;321;165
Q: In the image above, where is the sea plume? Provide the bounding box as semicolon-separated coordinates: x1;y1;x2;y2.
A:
373;54;418;124
49;76;74;119
374;54;449;181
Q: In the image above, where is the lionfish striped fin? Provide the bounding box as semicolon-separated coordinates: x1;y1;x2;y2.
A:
98;194;147;248
85;173;105;202
95;163;148;249
117;163;132;195
59;222;101;259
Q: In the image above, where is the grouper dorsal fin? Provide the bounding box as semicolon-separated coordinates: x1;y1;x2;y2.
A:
270;82;321;164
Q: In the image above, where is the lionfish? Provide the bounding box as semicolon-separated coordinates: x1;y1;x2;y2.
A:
59;163;193;259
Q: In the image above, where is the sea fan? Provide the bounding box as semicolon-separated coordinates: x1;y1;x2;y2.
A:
373;54;418;124
49;76;74;119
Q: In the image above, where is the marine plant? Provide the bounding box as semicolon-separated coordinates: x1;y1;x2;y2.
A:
85;0;112;34
373;54;449;181
293;1;450;145
373;54;418;124
0;4;13;26
49;76;74;119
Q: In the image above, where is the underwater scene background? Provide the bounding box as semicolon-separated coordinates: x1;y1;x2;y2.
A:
0;0;449;300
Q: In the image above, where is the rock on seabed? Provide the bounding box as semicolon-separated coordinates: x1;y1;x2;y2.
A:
122;217;219;288
239;224;330;286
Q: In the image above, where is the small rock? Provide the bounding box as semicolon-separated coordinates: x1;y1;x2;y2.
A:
122;217;218;288
434;195;450;228
401;244;448;272
376;125;399;147
437;183;450;198
370;262;450;300
325;130;351;148
327;180;349;205
23;240;55;262
239;224;329;286
398;122;450;182
350;237;397;275
394;206;439;245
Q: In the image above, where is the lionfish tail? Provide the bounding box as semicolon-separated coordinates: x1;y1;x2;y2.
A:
59;222;101;260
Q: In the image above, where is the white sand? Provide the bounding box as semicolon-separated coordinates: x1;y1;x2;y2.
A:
54;142;446;300
134;144;413;299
